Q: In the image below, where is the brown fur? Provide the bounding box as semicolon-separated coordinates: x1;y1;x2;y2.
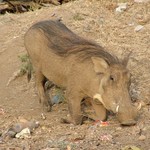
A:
24;20;137;125
31;20;119;64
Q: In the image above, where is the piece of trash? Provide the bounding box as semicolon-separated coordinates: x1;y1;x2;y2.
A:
6;119;39;138
48;86;65;105
93;120;109;127
115;3;127;13
134;25;144;32
121;145;141;150
51;92;64;105
99;134;112;142
41;113;46;120
52;95;63;105
15;128;31;139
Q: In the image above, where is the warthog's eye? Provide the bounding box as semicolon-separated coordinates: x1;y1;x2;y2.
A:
110;75;114;81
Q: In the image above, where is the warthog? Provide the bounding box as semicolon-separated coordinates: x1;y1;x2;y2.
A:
24;20;138;125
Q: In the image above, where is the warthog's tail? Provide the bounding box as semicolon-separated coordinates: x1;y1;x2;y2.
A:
27;59;32;82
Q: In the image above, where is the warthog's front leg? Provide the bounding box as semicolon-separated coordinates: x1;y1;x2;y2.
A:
67;89;84;125
91;99;107;121
35;71;52;112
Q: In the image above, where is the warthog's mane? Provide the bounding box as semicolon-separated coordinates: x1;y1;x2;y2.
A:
32;20;119;65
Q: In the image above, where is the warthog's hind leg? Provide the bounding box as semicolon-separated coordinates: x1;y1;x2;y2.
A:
35;71;52;112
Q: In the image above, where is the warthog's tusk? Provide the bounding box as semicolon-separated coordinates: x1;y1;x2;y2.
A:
93;94;105;106
116;105;119;113
137;102;142;111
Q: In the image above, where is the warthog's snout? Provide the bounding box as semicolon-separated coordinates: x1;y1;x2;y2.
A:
116;105;138;126
120;120;137;126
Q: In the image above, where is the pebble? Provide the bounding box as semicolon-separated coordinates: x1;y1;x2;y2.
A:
134;25;144;32
115;3;127;13
6;120;39;138
7;130;16;138
116;127;122;131
41;113;46;120
15;128;31;139
138;135;146;141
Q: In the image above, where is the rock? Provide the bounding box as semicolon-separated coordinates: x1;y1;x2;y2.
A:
138;135;146;141
116;127;122;131
15;128;31;139
7;130;16;138
6;119;39;138
41;113;46;120
134;25;144;32
115;3;127;13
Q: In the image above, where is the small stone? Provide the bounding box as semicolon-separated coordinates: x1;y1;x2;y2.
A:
116;127;122;131
41;126;46;130
115;3;127;13
142;127;147;131
15;128;31;139
41;113;46;120
134;25;144;32
138;135;146;141
7;130;16;138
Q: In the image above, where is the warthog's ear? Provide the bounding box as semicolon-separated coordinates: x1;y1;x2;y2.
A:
122;52;132;67
91;57;108;73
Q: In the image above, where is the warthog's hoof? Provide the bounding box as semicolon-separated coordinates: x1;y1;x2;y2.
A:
42;101;52;112
72;116;83;125
60;116;83;125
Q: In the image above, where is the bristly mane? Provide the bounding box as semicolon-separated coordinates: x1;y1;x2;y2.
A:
32;20;119;65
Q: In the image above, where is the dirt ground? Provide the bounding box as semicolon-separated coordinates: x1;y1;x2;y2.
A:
0;0;150;149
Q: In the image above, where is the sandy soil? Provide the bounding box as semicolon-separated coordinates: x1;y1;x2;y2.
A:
0;0;150;149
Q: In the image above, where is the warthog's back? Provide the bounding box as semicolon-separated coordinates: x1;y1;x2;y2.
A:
25;20;118;64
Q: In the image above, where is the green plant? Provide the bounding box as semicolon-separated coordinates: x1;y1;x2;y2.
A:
18;53;32;76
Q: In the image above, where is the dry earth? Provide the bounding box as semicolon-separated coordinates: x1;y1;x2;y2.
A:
0;0;150;149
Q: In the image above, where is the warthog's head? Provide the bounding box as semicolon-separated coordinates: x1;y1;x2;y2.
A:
92;57;138;125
